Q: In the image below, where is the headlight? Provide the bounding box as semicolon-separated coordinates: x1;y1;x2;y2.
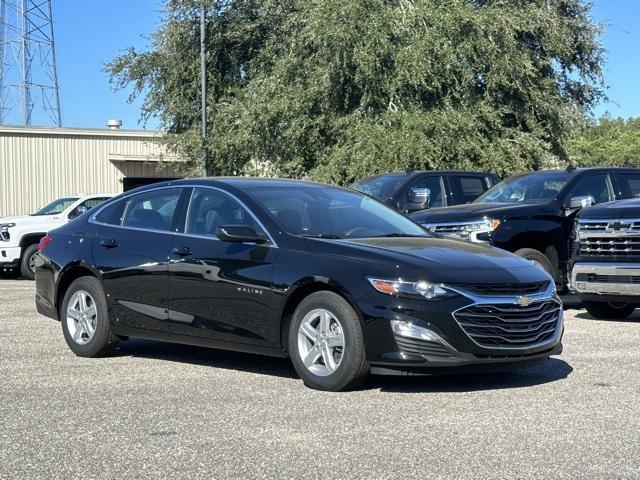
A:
0;223;15;231
368;277;454;300
423;218;500;244
465;218;500;233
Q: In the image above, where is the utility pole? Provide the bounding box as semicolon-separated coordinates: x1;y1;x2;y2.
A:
200;3;207;176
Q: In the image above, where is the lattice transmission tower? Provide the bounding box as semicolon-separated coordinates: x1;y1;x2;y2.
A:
0;0;61;126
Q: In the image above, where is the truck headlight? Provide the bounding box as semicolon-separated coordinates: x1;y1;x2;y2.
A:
368;277;455;300
0;223;15;231
423;218;500;244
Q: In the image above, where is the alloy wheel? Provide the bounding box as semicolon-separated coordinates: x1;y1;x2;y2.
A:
297;308;345;376
66;290;98;345
28;252;38;274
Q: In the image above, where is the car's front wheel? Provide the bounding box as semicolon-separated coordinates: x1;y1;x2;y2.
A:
289;291;369;391
20;244;39;280
60;276;119;357
584;301;637;320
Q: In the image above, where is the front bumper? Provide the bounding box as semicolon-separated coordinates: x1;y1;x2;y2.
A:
0;245;21;266
361;282;564;374
571;262;640;298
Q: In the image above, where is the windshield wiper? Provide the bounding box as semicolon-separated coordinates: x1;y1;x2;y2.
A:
302;234;343;239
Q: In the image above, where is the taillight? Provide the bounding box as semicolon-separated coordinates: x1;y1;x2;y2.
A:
38;234;53;252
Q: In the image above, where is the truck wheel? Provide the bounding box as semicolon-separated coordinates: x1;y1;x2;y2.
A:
584;301;637;320
20;244;39;280
289;291;369;391
515;248;554;277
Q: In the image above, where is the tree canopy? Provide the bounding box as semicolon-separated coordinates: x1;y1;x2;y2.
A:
568;117;640;168
108;0;605;184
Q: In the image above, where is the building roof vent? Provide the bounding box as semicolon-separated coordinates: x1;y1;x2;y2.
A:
106;119;123;130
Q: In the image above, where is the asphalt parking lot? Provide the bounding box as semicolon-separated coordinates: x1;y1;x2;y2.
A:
1;277;639;479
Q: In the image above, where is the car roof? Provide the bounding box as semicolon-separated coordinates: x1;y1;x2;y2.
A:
358;170;497;181
169;177;336;189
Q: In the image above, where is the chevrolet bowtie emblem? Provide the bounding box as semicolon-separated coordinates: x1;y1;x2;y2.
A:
516;296;533;307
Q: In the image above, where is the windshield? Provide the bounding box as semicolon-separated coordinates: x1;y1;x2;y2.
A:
351;174;407;201
474;172;571;205
247;185;428;239
32;197;79;216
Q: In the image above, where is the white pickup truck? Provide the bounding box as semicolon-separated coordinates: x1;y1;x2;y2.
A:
0;194;113;279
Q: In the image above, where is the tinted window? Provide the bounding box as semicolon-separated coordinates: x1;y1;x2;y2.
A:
450;176;490;204
405;176;445;208
617;173;640;199
566;174;614;205
351;174;407;201
96;189;181;231
248;185;427;239
185;188;259;237
80;197;110;210
475;172;571;204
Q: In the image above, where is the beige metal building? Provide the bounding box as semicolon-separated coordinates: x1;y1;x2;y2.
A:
0;125;184;217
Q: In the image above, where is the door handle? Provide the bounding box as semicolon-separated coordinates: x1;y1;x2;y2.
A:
99;239;119;248
172;246;193;257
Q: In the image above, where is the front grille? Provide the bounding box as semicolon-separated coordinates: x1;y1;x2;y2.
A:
451;281;550;296
578;219;640;234
427;224;467;234
579;237;640;256
394;336;453;358
575;273;640;284
454;299;561;349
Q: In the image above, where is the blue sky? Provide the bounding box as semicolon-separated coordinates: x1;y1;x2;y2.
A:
51;0;639;130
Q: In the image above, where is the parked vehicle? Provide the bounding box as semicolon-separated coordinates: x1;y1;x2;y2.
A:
35;178;563;391
570;198;640;319
352;170;499;214
412;167;640;291
0;194;113;279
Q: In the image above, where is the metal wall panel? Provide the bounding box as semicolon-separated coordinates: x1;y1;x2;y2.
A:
0;127;182;217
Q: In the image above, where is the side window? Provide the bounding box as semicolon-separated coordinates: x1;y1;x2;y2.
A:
617;173;640;199
97;188;181;231
566;174;614;206
451;176;490;204
405;176;445;208
69;197;111;219
185;188;260;237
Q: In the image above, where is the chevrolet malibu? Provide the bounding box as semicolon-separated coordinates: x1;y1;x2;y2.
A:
35;178;563;391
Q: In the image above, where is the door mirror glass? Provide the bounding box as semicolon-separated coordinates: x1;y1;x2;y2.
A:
216;225;266;243
406;187;431;213
68;205;88;219
568;195;595;210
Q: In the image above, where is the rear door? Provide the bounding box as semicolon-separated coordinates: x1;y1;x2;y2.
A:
165;187;278;347
91;187;184;332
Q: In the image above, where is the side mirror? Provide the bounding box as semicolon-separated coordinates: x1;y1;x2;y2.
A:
216;225;266;244
406;187;431;213
568;195;595;210
68;205;88;219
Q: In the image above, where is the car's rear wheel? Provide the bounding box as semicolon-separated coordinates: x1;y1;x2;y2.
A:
584;301;637;320
60;276;118;357
20;244;39;280
289;291;369;391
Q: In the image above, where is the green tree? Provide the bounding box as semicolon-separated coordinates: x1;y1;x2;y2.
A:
108;0;604;184
568;117;640;167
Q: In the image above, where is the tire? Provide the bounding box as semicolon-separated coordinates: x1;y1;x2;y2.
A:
20;244;39;280
515;248;554;277
584;301;637;320
289;291;369;391
60;276;119;357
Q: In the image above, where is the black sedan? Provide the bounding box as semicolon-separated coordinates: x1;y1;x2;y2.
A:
35;178;563;391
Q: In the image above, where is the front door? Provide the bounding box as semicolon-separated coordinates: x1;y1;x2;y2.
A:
166;187;278;347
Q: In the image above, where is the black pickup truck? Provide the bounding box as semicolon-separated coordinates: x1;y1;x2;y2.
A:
412;167;640;291
352;170;499;214
570;198;640;319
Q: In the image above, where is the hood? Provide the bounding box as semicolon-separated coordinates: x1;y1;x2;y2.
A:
579;198;640;220
410;202;551;224
0;214;56;226
305;236;550;285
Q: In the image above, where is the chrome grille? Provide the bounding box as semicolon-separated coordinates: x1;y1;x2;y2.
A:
451;281;550;296
454;299;561;349
578;218;640;234
579;237;640;256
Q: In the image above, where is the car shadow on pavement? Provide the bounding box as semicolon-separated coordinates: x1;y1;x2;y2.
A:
114;339;298;379
574;311;640;324
368;358;573;393
115;338;572;391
